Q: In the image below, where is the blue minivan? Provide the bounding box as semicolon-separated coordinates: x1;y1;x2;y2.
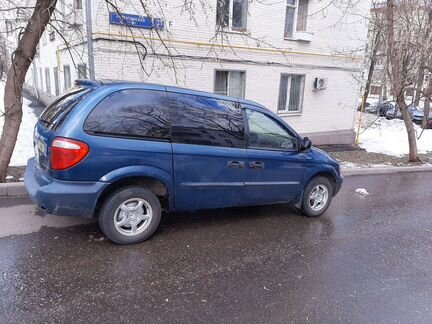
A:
25;80;343;244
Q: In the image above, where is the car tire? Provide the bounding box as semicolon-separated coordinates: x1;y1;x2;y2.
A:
301;176;333;217
99;186;162;245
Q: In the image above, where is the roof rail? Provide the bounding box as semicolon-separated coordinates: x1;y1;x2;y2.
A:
74;79;102;88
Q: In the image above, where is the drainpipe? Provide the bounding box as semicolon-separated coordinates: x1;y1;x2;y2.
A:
85;0;96;80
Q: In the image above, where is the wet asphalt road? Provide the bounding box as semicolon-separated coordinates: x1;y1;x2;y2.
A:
1;173;432;323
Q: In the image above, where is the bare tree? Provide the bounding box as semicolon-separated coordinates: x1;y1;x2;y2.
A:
360;3;383;112
385;0;432;162
0;0;57;181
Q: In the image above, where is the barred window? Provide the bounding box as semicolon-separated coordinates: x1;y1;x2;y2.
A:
214;70;246;99
278;74;306;113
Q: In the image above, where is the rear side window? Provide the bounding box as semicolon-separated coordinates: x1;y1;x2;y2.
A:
39;87;90;130
84;89;170;140
169;92;245;148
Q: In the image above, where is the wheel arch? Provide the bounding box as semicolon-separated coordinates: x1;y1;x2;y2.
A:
95;176;171;216
95;166;174;216
294;168;339;209
306;171;338;194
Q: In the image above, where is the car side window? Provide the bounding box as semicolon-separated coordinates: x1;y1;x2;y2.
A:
84;89;170;140
169;92;245;148
246;109;297;150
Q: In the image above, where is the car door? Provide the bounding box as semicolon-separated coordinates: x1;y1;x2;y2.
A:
168;91;247;211
241;105;307;206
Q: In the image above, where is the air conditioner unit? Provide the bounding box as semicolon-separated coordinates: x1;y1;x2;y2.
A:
313;77;328;91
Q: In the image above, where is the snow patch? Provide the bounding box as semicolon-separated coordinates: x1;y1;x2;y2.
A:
355;188;369;196
341;161;395;169
0;80;38;166
358;114;432;157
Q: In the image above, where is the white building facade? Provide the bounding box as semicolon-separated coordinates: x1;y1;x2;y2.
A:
22;0;369;145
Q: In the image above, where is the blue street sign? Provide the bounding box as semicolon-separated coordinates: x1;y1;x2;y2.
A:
109;12;164;30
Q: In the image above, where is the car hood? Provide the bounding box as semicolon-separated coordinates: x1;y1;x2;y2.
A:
309;147;340;168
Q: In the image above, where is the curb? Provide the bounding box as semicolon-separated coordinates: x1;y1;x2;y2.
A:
0;182;27;197
342;165;432;176
1;165;431;197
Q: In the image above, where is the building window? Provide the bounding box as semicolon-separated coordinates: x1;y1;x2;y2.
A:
33;68;38;89
77;64;87;79
405;88;415;97
64;65;71;90
216;0;229;28
5;21;13;35
214;70;246;99
232;0;248;31
285;0;309;38
74;0;83;9
370;85;381;96
53;67;60;96
45;67;51;94
216;0;248;32
278;74;305;113
41;31;47;46
39;68;43;91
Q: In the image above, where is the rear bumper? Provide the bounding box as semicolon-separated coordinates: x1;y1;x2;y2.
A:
24;158;109;218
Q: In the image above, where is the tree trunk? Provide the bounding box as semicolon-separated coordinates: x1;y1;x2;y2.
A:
386;0;419;162
361;29;381;111
0;0;57;182
414;60;425;106
424;98;431;129
399;100;420;162
423;77;432;128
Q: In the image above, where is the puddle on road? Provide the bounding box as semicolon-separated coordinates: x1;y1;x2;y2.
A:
0;197;95;238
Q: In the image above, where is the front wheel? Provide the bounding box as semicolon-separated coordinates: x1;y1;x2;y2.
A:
301;177;333;217
99;186;162;244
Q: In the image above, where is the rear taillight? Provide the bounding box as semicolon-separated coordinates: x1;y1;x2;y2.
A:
50;137;89;171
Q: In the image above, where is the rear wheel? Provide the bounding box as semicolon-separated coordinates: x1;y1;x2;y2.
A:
99;186;161;244
301;177;333;217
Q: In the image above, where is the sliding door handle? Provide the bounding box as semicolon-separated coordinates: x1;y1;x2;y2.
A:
249;161;265;169
227;161;245;169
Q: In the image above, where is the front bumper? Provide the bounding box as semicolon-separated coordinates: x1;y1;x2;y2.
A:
333;175;343;196
24;158;109;218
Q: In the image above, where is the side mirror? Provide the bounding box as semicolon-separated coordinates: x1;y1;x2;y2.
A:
300;137;312;150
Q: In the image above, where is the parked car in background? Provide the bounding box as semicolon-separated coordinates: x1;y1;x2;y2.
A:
375;101;395;117
24;80;343;245
384;103;421;121
357;102;371;112
412;108;432;124
385;104;401;119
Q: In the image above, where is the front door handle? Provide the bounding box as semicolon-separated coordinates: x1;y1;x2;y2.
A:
249;161;265;169
227;161;245;169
